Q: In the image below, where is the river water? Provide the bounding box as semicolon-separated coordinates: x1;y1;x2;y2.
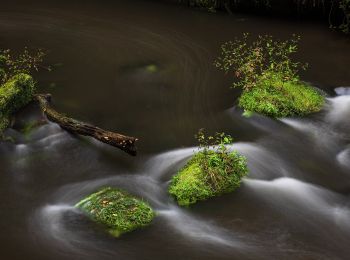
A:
1;0;350;259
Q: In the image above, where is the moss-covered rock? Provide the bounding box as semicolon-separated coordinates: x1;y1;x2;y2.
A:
238;72;325;118
0;73;35;133
0;117;10;133
75;187;155;237
169;151;248;206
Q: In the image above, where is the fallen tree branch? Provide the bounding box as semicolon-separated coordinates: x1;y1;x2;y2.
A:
35;93;138;156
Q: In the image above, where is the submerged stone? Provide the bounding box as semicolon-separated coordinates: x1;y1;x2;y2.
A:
169;151;248;206
75;187;155;237
144;64;158;73
119;62;160;75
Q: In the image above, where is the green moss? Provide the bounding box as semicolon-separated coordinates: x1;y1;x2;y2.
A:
75;187;155;237
20;120;45;137
0;73;35;134
0;117;10;133
169;151;248;206
238;72;325;118
21;121;37;136
144;64;158;73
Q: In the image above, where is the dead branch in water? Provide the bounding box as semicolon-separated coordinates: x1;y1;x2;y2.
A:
35;94;137;156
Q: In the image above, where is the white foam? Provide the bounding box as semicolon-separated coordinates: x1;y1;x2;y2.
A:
15;143;30;155
35;132;70;148
326;96;350;125
282;118;310;132
282;118;343;149
35;204;79;248
334;87;350;96
336;148;350;169
228;143;290;179
144;147;195;180
333;206;350;229
245;177;331;199
158;206;240;248
244;178;348;222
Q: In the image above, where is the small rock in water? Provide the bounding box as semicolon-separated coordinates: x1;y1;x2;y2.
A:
144;64;158;73
75;187;155;237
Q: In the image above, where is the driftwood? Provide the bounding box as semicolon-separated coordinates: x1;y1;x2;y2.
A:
35;94;137;156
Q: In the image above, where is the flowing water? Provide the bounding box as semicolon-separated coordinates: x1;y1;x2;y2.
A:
1;0;350;259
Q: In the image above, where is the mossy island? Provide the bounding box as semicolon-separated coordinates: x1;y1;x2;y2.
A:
238;71;325;118
75;187;155;237
0;74;35;133
0;48;44;135
215;34;325;118
169;130;248;206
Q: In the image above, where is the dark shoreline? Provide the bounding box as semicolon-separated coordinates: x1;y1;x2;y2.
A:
159;0;348;32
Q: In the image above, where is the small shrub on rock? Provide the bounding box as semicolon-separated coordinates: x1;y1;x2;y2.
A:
215;34;325;118
169;129;248;206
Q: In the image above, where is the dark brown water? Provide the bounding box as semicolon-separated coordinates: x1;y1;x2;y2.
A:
1;1;350;259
